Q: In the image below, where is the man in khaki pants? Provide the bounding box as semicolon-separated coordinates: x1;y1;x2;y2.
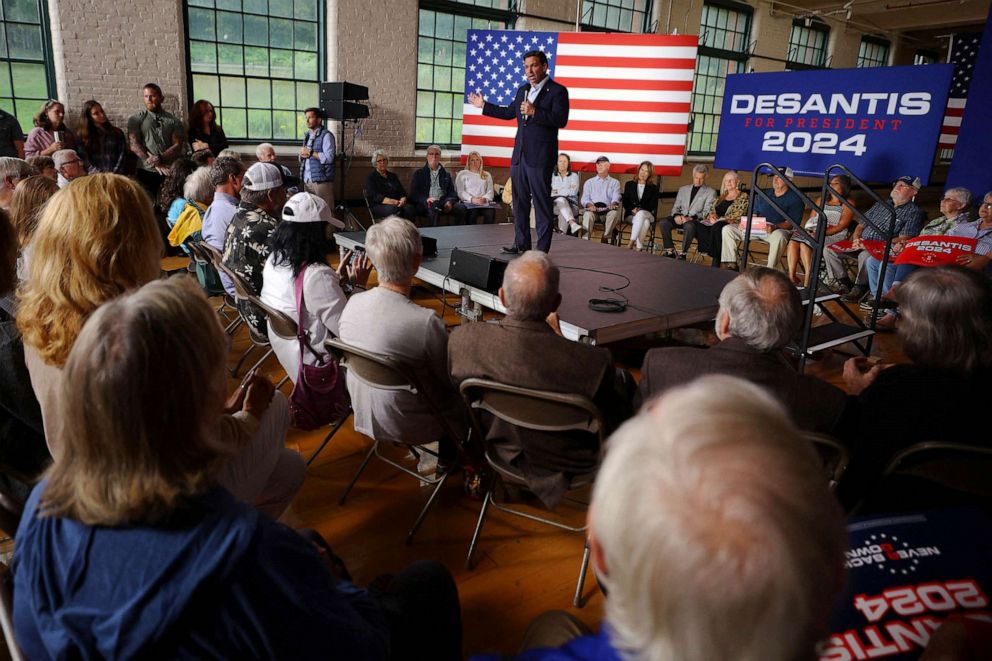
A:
299;107;336;215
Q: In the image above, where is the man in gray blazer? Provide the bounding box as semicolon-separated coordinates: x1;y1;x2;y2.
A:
658;164;717;258
448;251;633;508
639;267;847;433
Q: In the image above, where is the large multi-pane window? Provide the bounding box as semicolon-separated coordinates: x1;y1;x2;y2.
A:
580;0;652;33
857;36;890;68
184;0;322;143
688;1;752;155
787;19;829;69
0;0;55;131
416;4;509;148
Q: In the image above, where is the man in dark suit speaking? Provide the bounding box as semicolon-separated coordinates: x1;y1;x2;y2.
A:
468;50;568;254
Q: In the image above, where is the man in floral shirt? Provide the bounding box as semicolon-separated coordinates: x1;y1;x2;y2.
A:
222;162;295;338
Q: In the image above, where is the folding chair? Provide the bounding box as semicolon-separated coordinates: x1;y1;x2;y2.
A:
363;188;379;225
248;294;352;466
210;254;276;377
459;377;604;607
325;337;461;545
0;563;22;661
198;243;244;335
803;432;850;492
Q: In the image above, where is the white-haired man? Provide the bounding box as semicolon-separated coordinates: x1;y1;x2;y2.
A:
338;216;464;464
449;250;633;508
472;375;846;660
255;143;277;163
640;267;847;433
658;163;716;258
0;157;34;209
53;149;85;188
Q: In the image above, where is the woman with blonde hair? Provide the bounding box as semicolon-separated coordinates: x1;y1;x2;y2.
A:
697;170;748;267
13;277;459;658
455;150;496;224
17;174;303;517
9;174;59;280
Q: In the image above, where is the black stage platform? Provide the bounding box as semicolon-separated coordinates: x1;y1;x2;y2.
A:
336;224;736;345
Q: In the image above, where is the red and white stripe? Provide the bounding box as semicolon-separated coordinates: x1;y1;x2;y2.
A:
937;97;966;149
461;33;698;175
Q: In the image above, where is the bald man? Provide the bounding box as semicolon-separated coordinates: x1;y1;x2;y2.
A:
448;251;633;508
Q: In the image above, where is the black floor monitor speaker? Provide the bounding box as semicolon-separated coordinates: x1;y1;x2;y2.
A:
448;248;507;294
421;235;438;258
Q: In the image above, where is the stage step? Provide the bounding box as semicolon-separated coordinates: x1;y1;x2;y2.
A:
804;322;875;354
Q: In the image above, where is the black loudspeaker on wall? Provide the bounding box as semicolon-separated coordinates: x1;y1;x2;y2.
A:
320;82;370;121
448;248;507;294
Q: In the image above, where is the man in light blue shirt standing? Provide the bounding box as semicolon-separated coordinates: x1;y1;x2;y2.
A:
202;156;245;296
299;107;336;215
580;156;622;243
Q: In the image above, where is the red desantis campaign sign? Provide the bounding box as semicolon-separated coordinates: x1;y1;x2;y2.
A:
819;509;992;660
894;236;977;267
715;65;954;185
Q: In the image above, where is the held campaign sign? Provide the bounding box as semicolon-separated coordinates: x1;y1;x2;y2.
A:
714;65;953;185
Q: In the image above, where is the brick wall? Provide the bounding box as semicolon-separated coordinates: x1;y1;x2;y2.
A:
48;0;188;131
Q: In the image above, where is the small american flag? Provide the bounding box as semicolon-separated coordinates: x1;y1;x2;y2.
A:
938;32;981;151
460;30;698;175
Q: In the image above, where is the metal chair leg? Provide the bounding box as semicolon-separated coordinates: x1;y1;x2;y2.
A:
338;441;377;505
405;470;450;545
307;413;351;467
245;348;274;375
465;482;494;570
573;538;592;608
229;344;256;377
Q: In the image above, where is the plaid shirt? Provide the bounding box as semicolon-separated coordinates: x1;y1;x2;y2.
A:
222;202;278;338
860;200;926;242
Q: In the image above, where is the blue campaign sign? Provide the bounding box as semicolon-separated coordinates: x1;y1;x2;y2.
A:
714;65;953;185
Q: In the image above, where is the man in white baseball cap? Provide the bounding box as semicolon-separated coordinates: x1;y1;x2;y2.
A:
222;161;298;338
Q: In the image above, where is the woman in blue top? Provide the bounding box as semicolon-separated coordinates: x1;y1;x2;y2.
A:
13;276;462;660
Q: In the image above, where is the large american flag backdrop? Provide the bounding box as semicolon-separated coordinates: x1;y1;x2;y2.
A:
937;32;980;152
460;30;698;175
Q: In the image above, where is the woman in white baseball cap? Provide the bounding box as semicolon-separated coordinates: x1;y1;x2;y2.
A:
261;192;370;381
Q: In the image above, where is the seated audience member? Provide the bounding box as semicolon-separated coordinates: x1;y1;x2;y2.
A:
640;267;847;433
449;251;633;508
191;148;214;168
839;266;992;507
580;155;621;243
551;153;581;236
26;156;56;181
0;210;49;484
621;160;659;251
866;186;973;314
658;163;716;258
690;169;748;267
0;157;36;210
338;216;465;464
159;158;197;229
217;148;241;161
409;144;465;226
223;162;295;339
188;99;229;157
25;99;77;158
166;166;215;252
76;100;128;174
476;376;845;661
261;192;367;382
455;150;496;224
255;142;277;163
721;167;804;270
17;174;301;518
786;174;855;287
10;174;58;280
365;149;416;221
12;276;461;660
826;175;926;300
53;149;86;188
202;156;245;295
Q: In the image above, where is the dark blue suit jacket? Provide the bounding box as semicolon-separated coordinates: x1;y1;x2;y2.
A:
408;163;457;207
482;77;569;169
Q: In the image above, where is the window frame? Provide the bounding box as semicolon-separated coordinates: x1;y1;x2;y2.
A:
857;35;890;68
579;0;654;34
182;0;326;145
415;0;514;150
688;0;753;156
0;0;57;135
786;18;829;70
